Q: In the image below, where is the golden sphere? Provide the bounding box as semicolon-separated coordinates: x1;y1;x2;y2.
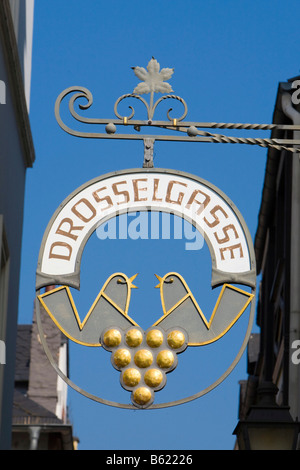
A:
125;329;143;348
133;387;152;405
156;350;175;369
144;368;164;388
167;330;185;349
146;329;164;348
103;329;122;348
113;348;131;368
134;349;153;368
122;368;141;387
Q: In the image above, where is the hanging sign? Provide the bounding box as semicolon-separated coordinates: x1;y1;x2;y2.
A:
35;167;256;409
37;168;255;287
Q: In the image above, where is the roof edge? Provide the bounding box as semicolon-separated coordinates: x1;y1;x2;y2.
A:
0;0;35;168
254;79;294;273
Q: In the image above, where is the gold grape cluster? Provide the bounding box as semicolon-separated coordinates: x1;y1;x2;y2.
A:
100;326;188;408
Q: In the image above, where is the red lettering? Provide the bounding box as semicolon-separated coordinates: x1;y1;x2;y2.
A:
152;178;162;202
186;189;210;215
49;242;72;261
71;198;97;222
220;243;244;260
204;205;228;228
166;180;187;205
132;179;147;202
55;218;83;241
112;181;130;205
214;224;238;244
92;187;113;210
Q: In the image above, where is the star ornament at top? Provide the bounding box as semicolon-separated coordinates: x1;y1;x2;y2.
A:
132;58;174;95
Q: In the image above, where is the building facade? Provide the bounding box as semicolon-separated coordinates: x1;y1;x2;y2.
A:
236;76;300;449
0;0;35;449
12;297;75;450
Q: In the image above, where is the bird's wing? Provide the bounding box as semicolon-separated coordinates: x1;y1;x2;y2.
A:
153;273;253;346
38;274;139;346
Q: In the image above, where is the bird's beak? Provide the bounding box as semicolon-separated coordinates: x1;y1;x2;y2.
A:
154;274;162;288
129;273;138;289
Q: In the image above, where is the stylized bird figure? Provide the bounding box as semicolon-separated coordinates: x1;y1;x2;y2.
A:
153;272;254;346
38;273;139;347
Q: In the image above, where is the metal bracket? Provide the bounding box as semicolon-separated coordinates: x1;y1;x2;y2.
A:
54;58;300;154
143;138;154;168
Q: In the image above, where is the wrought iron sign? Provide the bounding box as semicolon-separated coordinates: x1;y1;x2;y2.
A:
54;57;300;165
35;59;298;409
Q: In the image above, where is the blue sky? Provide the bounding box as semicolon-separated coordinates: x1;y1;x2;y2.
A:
18;0;300;450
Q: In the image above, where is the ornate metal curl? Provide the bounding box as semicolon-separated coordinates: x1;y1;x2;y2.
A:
114;92;187;124
54;59;300;154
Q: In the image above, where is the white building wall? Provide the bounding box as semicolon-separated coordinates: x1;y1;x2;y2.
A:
8;0;34;110
55;342;69;423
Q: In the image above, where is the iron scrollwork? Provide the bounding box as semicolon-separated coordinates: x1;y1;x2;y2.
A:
55;58;300;154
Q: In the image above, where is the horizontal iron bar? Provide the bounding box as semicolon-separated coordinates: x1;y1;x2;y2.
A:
61;129;300;146
65;116;300;131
